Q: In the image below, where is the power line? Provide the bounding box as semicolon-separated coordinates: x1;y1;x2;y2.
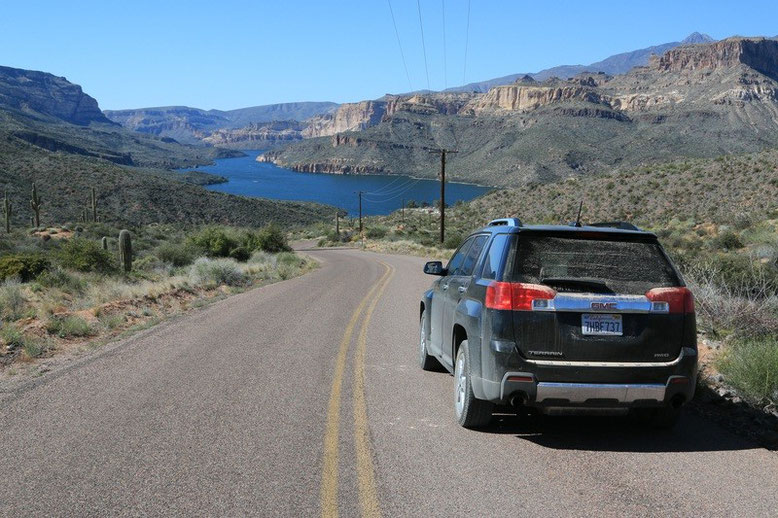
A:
363;179;424;202
441;0;447;90
386;0;413;91
463;0;471;85
416;0;430;91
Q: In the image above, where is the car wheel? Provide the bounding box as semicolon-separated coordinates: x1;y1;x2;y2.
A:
419;310;442;371
454;340;493;428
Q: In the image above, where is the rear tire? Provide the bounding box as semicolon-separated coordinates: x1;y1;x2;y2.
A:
454;340;493;428
419;310;442;371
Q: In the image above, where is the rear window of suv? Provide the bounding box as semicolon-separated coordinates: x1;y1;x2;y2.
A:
509;234;680;295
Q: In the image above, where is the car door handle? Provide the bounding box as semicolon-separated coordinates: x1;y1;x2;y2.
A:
441;284;449;291
458;286;466;294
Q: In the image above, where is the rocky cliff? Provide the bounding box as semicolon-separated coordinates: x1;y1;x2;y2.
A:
0;66;113;125
202;121;306;149
258;37;778;188
656;37;778;79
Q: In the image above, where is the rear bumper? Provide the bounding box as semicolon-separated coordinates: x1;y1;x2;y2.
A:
476;347;698;408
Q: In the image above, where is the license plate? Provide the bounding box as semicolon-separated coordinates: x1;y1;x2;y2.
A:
582;314;622;336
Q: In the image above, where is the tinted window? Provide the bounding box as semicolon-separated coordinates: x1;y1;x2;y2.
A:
446;237;474;275
481;234;514;280
511;234;679;294
459;235;488;276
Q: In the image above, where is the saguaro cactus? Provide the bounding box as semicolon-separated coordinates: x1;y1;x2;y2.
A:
90;187;97;223
2;191;11;233
30;182;42;228
101;236;108;250
118;229;132;272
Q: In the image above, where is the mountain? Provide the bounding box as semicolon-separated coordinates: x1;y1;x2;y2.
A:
258;37;778;188
104;102;338;145
0;65;113;125
0;65;333;226
445;32;715;93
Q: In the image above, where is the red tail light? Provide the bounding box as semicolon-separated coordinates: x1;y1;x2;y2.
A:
485;282;556;311
645;287;695;314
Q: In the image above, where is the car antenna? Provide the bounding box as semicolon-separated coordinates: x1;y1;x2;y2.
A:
574;200;583;227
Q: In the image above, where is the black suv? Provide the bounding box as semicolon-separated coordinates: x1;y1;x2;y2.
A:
419;218;697;428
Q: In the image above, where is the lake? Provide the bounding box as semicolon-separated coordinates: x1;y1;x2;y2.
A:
184;150;491;216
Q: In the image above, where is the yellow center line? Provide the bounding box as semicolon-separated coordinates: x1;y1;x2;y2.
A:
321;262;392;518
353;261;395;518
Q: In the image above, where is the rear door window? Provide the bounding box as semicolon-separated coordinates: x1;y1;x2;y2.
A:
511;234;680;294
458;235;488;276
446;237;474;275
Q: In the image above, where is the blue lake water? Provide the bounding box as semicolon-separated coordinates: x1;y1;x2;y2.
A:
184;150;491;216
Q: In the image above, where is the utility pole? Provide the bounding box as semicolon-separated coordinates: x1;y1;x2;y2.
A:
356;191;363;233
401;199;405;222
429;148;457;244
335;211;340;236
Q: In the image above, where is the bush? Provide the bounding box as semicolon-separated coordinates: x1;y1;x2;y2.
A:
255;224;291;253
0;323;24;348
712;230;743;251
365;226;388;239
0;253;50;282
229;246;251;262
46;315;94;338
188;227;239;258
58;238;116;273
156;242;200;267
189;258;246;287
718;336;778;403
0;281;30;321
36;267;86;294
443;232;465;250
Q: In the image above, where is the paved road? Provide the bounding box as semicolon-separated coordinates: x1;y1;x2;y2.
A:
2;248;778;517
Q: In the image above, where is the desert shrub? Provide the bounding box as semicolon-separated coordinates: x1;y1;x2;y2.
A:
686;263;778;337
57;238;116;273
0;323;24;348
188;227;240;258
0;253;50;282
155;242;200;267
249;251;277;266
718;336;778;403
365;226;388;239
0;281;30;321
46;315;94;338
36;267;86;294
228;246;251;262
443;232;465;250
189;258;246;287
255;224;291;253
22;338;48;359
711;230;743;251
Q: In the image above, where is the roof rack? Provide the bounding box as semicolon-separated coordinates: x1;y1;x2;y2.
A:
487;218;522;227
588;221;642;231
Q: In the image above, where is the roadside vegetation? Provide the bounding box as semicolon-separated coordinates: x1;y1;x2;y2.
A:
0;222;314;371
304;150;778;409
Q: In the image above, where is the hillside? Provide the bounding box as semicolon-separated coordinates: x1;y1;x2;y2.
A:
258;37;778;188
0;66;334;227
104;102;338;145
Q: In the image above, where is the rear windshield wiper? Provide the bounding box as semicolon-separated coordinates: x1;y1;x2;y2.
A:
540;277;610;291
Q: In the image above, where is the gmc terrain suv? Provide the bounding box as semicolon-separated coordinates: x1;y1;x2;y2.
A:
419;218;697;429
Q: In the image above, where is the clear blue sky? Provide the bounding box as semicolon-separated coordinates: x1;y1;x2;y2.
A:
2;0;776;110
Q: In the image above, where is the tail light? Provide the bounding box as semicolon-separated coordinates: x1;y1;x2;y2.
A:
645;287;695;314
485;282;556;311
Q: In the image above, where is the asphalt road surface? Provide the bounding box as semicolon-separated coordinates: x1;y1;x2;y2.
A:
2;248;778;517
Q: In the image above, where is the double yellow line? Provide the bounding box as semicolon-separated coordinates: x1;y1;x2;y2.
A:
321;261;394;518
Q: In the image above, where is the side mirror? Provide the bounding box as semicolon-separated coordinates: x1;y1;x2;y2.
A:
424;261;446;276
